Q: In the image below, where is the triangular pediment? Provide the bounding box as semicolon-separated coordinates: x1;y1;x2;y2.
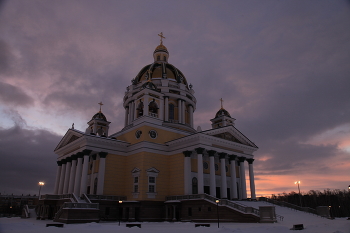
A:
212;132;244;144
54;129;84;151
203;126;258;149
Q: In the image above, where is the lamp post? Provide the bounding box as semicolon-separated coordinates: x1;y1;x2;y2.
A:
216;199;220;228
38;182;45;199
294;181;302;207
118;200;123;226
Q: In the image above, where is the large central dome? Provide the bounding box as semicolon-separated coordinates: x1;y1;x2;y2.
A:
132;43;189;88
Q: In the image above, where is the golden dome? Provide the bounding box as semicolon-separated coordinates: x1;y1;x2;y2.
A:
154;44;168;54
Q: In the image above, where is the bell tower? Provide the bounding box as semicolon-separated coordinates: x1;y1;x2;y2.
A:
85;102;111;136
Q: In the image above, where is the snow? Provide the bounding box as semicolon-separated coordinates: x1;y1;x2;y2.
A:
1;202;349;233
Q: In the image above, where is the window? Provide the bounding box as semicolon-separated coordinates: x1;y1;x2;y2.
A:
149;99;158;115
169;103;175;120
203;162;208;169
215;164;219;171
192;177;198;194
146;167;159;198
131;167;140;198
149;185;155;193
136;101;144;117
93;178;98;195
188;207;192;216
163;56;167;62
157;55;160;61
198;207;201;212
208;207;212;211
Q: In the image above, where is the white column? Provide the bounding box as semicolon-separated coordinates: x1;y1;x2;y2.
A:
128;102;133;123
177;99;182;123
97;152;108;195
129;100;136;123
195;148;204;194
219;153;228;199
239;157;247;199
183;151;192;195
208;150;216;197
58;160;66;194
80;153;90;195
144;95;149;116
89;155;97;194
182;100;186;124
247;159;256;200
230;156;238;199
164;96;169;121
63;158;71;194
188;105;194;128
125;106;129;126
53;161;62;194
73;154;83;196
68;156;77;194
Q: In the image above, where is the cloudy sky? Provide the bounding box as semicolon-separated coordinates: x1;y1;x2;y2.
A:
0;0;349;197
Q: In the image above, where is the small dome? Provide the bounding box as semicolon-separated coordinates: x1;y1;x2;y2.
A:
154;44;168;54
215;108;231;118
92;112;107;121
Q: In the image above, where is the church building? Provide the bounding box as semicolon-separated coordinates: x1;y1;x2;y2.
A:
43;34;259;223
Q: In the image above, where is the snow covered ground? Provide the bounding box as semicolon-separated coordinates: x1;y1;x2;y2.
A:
1;201;349;233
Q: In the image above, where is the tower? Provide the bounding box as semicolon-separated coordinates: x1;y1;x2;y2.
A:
85;102;111;136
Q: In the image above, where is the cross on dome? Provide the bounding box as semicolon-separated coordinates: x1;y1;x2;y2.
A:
158;32;165;45
220;98;224;109
98;101;104;112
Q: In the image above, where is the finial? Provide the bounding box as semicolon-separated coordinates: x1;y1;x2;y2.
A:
220;98;224;109
158;32;165;45
72;123;74;129
98;101;104;112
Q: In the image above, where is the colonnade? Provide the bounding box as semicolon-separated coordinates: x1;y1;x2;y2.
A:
183;148;256;200
124;96;194;127
53;149;108;196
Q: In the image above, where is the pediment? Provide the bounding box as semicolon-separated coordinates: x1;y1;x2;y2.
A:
204;126;258;149
54;129;84;151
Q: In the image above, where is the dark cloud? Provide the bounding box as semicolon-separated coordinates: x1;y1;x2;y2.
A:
0;112;60;195
0;82;34;106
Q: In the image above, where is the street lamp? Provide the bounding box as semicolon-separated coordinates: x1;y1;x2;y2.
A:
216;199;220;228
294;181;302;207
38;182;45;199
348;185;350;191
118;200;123;226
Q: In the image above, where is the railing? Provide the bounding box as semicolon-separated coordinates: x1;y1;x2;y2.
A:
259;197;317;215
149;112;158;118
40;194;75;200
87;194;127;201
62;202;99;209
166;194;260;217
169;84;179;88
81;193;92;203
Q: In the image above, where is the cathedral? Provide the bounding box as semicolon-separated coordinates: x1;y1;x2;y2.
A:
42;34;259;223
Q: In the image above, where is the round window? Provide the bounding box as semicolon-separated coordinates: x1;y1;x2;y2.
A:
149;130;158;139
135;130;142;139
203;162;208;169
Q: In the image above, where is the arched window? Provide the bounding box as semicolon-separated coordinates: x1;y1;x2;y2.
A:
169;103;175;120
192;177;198;194
93;178;98;195
136;101;144;117
163;56;167;62
157;55;160;61
149;99;158;114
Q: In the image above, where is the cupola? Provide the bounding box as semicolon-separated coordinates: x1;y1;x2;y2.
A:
86;102;111;136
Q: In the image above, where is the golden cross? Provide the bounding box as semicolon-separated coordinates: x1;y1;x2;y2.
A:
158;32;165;44
220;98;224;109
98;101;103;112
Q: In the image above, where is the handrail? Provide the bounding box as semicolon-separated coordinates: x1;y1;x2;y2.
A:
259;197;317;215
166;194;260;216
82;193;92;203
